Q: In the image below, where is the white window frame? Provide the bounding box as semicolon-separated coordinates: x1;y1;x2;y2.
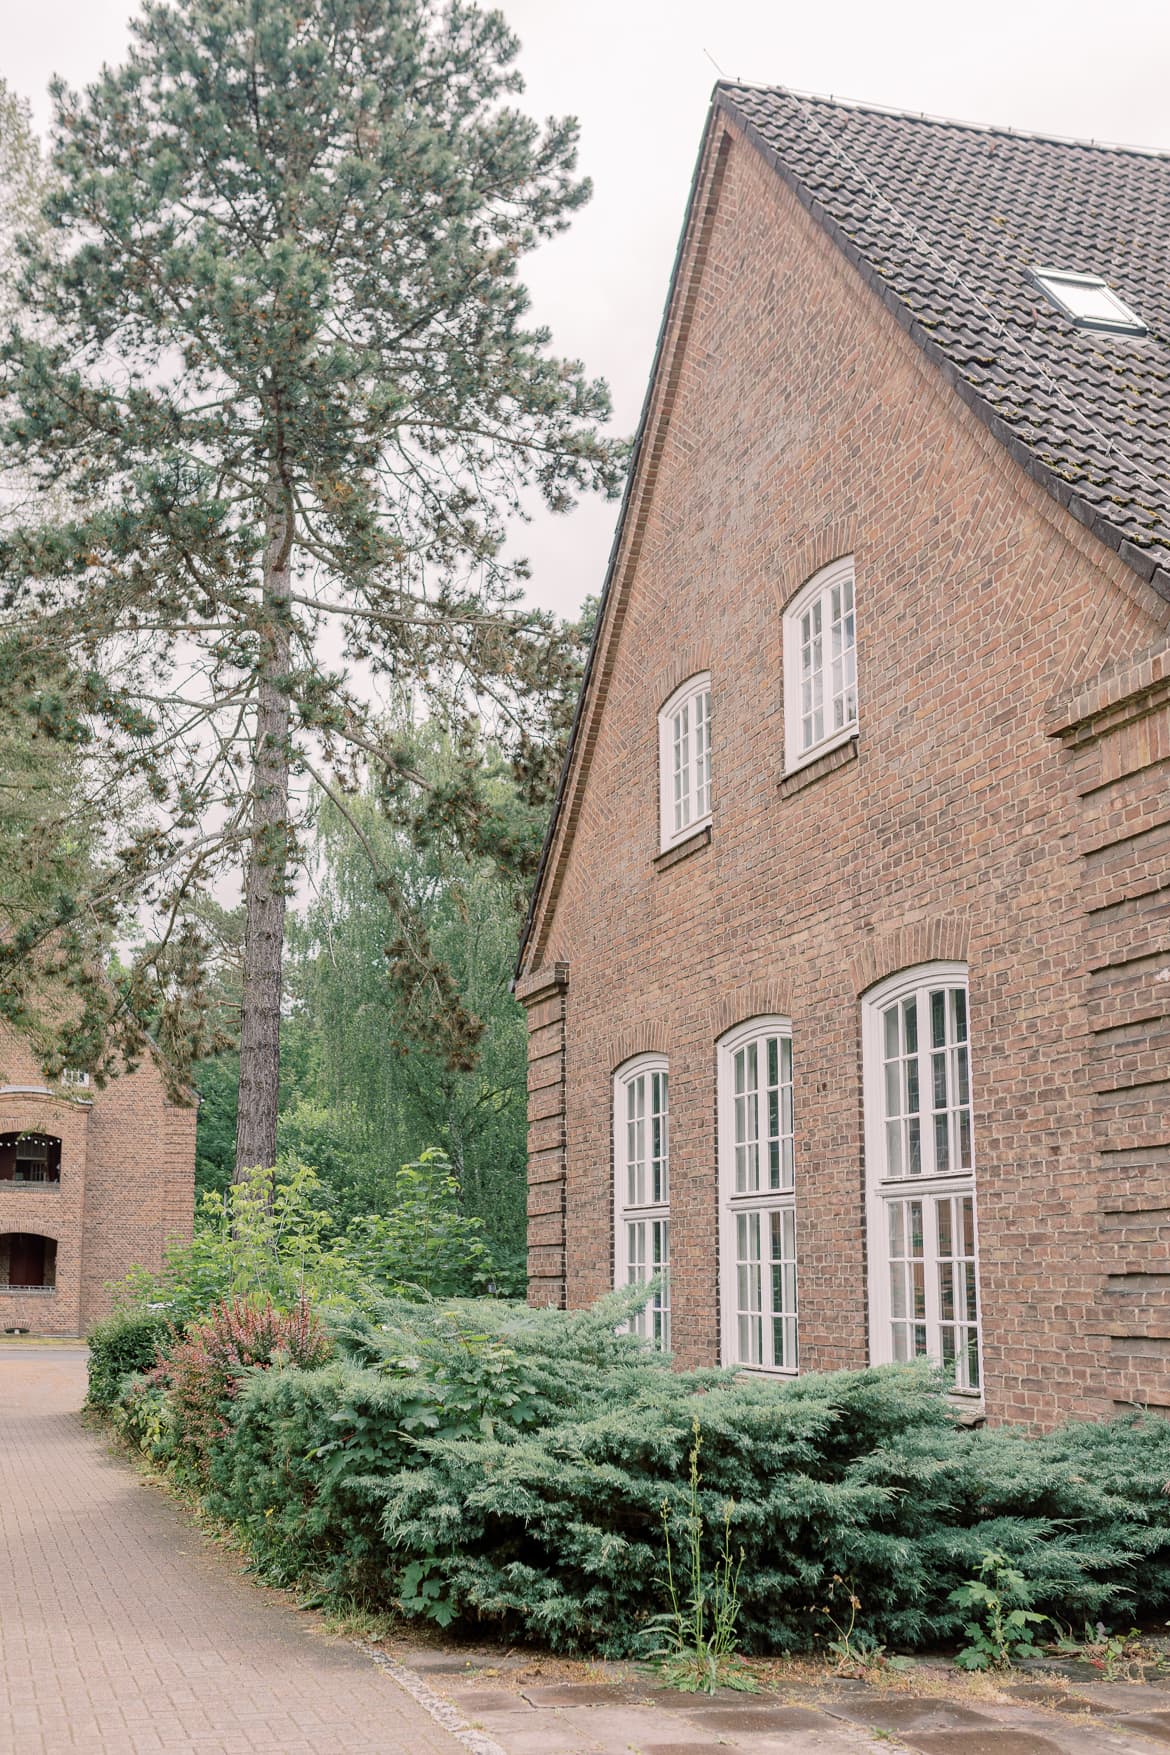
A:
658;673;713;851
782;557;857;774
717;1017;798;1375
60;1069;90;1088
613;1053;671;1349
863;963;983;1398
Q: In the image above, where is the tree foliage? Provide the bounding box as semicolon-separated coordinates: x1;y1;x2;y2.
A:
0;0;621;1165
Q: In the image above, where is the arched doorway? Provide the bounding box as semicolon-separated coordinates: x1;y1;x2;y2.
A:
0;1234;57;1289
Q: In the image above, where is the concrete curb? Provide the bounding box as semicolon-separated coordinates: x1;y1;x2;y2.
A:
362;1646;509;1755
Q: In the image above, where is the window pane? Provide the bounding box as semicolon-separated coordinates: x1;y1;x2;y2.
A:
884;1004;900;1060
769;1207;798;1371
734;1043;761;1193
828;573;858;732
651;1070;670;1204
673;704;690;834
694;690;712;819
626;1217;671;1351
652;1219;670;1350
800;600;825;750
881;997;921;1179
627;1077;644;1206
935;1194;980;1391
888;1199;927;1361
759;1031;794;1193
930;989;946;1049
736;1212;763;1364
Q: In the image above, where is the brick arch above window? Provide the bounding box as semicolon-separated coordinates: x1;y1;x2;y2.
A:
851;917;971;999
774;517;859;613
605;1020;671;1074
711;981;795;1041
654;641;715;711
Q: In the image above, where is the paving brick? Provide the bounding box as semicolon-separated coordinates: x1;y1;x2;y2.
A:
0;1348;462;1755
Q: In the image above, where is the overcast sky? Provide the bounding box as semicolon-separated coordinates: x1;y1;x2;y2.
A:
6;0;1170;619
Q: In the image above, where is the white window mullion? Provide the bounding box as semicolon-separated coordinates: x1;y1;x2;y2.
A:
864;965;982;1398
615;1056;671;1351
658;674;714;852
783;557;858;773
719;1018;799;1375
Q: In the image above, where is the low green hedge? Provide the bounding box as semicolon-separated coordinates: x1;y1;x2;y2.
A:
87;1307;172;1410
114;1293;1170;1655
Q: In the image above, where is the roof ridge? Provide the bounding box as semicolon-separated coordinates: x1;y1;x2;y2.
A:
716;80;1170;163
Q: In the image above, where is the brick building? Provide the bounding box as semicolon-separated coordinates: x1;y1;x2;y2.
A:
515;86;1170;1426
0;1028;195;1335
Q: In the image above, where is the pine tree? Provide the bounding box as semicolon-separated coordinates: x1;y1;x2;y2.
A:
0;0;622;1170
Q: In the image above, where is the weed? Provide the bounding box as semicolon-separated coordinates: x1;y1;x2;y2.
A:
950;1551;1050;1671
819;1576;914;1677
1048;1622;1170;1682
647;1418;755;1694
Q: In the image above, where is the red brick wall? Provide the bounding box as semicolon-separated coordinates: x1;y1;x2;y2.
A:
0;1030;195;1336
521;117;1170;1427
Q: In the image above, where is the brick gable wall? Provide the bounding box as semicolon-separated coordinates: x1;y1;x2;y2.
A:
0;1029;195;1336
521;116;1170;1426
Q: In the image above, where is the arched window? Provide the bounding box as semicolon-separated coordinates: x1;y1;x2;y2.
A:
0;1133;62;1185
863;964;982;1395
613;1054;670;1348
0;1234;58;1291
717;1018;798;1373
658;673;713;850
782;557;857;772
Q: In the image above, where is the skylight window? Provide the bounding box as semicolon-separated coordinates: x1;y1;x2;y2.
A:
1029;267;1147;335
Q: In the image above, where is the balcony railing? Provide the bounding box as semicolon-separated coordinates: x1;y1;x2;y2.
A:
0;1284;56;1295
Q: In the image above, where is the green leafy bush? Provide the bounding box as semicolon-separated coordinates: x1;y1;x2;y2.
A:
345;1152;501;1298
114;1293;1170;1657
950;1551;1050;1670
166;1296;332;1479
86;1307;172;1410
114;1152;517;1325
116;1160;360;1324
201;1292;663;1593
113;1366;177;1465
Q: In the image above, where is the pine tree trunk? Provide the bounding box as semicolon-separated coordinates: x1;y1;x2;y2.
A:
235;480;293;1177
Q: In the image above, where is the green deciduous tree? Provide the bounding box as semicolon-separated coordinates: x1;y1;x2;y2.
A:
0;0;621;1168
284;734;532;1250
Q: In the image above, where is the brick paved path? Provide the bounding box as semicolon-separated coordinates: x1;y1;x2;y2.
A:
0;1346;463;1755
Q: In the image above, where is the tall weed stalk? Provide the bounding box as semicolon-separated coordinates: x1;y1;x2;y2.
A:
650;1417;754;1693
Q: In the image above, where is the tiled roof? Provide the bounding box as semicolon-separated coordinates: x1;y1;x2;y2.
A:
718;84;1170;595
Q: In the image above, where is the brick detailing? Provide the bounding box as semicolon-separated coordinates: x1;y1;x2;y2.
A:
653;824;712;871
1047;633;1170;753
774;518;860;612
1048;659;1170;1411
0;1028;195;1337
604;1020;672;1072
711;983;795;1040
655;640;715;709
778;735;859;797
518;964;569;1309
850;917;973;999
